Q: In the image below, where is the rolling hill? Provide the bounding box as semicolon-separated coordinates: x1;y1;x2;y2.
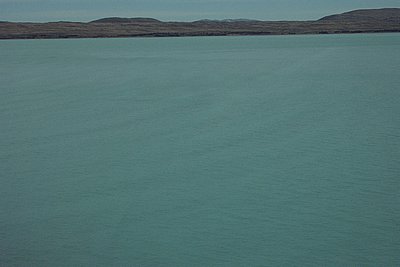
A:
0;8;399;39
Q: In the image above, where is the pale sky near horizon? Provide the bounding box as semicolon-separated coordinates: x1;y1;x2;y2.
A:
0;0;399;22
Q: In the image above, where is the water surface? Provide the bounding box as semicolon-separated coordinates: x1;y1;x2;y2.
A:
1;34;400;266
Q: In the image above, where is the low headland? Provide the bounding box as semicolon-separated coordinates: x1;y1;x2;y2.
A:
0;8;399;39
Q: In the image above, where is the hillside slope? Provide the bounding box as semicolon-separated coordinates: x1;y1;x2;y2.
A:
319;8;400;22
1;8;399;39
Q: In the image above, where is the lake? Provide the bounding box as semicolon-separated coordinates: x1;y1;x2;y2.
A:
1;34;399;266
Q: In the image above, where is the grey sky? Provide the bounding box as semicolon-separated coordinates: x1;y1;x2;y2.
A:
1;0;399;22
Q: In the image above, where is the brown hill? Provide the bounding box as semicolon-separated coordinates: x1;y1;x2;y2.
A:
90;17;161;23
319;8;400;22
1;8;399;39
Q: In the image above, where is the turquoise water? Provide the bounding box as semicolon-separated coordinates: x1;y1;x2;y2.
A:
1;34;400;266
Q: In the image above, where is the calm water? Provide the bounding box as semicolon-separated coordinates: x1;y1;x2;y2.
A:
1;34;400;266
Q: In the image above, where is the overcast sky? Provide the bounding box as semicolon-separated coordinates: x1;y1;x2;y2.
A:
1;0;399;22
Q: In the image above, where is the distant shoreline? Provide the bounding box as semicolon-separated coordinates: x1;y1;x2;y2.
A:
1;30;399;41
1;8;399;40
